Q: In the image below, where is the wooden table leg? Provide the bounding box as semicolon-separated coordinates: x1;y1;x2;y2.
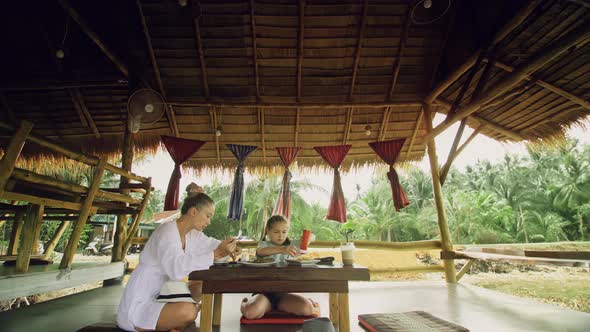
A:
338;292;350;332
212;293;222;326
329;293;339;325
200;293;213;332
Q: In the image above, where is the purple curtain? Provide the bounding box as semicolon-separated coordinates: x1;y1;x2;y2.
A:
272;147;302;220
313;144;351;223
161;136;206;211
227;144;258;221
368;138;410;212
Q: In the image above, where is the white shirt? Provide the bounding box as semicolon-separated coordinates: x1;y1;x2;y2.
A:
117;220;220;330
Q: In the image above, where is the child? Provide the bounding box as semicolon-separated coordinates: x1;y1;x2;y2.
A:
240;215;319;319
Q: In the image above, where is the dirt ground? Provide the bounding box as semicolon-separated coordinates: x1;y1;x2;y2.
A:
3;247;589;314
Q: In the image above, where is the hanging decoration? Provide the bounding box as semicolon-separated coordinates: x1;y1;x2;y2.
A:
272;147;303;220
161;136;206;211
227;144;258;221
313;144;352;223
368;138;410;212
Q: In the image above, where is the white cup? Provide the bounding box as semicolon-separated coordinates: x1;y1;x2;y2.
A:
340;242;355;266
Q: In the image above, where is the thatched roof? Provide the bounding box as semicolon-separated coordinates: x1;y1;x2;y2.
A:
0;0;588;172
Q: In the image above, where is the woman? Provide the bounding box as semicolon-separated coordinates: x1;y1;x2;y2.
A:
117;193;236;331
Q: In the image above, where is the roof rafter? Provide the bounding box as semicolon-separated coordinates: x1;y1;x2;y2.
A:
493;60;590;111
58;0;129;78
258;108;267;164
349;0;368;98
424;0;540;104
250;0;260;100
425;20;590;141
68;88;100;138
387;5;412;100
167;100;422;108
137;0;178;137
295;0;305;146
192;3;210;98
296;0;305;102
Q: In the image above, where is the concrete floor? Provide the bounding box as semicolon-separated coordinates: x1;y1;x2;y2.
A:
1;281;589;331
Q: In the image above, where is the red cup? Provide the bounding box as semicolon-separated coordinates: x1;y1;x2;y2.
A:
300;229;311;254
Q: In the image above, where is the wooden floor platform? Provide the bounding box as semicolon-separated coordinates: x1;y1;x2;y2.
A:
0;261;124;301
1;281;589;331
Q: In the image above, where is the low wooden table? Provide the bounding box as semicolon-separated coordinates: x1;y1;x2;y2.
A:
189;263;370;332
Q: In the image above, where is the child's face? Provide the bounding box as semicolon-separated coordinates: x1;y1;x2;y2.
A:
268;221;289;245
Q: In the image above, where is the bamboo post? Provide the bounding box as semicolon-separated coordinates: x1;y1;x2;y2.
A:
423;103;457;283
112;127;135;263
7;210;25;255
60;159;107;269
15;204;44;272
0;121;33;196
31;210;44;255
123;180;153;254
42;220;71;260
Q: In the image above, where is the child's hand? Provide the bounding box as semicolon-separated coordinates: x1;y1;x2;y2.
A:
283;245;298;257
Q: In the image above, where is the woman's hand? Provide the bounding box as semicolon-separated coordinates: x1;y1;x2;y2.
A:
215;238;237;258
282;245;298;257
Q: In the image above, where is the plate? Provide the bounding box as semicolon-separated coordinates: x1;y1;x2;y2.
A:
239;261;276;267
286;259;320;266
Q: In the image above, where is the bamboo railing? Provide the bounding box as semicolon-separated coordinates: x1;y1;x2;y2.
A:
0;120;153;272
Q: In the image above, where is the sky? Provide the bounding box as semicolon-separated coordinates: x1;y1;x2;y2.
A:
134;114;590;207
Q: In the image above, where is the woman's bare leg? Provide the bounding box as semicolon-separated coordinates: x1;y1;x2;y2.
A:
240;294;272;319
276;294;318;316
154;302;199;331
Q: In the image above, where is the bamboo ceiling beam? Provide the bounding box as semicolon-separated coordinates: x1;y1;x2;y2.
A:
425;21;590;141
424;0;539;104
342;107;354;144
521;106;585;132
296;0;305;101
0;80;126;92
349;0;368;98
434;98;523;141
343;0;367;146
58;0;129;77
137;0;178;136
69;88;100;138
0;93;17;124
493;60;590;111
294;108;300;145
295;0;305;146
378;107;392;141
193;8;210;98
439;124;484;184
388;5;412;100
250;0;260;100
404;109;423;160
168;100;422;108
258;108;267;164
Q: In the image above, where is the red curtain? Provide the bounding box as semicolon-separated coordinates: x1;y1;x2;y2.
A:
161;136;206;210
368;138;410;212
313;145;351;223
273;147;302;220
